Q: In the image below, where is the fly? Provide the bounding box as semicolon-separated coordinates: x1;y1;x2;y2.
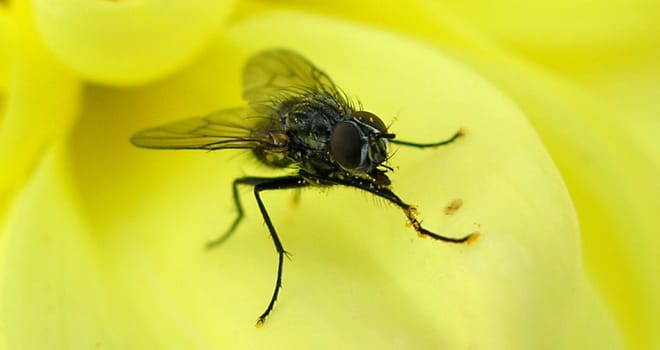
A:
130;49;478;326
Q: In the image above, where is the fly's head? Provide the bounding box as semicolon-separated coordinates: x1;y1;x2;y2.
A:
330;111;395;186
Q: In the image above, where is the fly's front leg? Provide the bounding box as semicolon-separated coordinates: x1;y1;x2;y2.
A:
300;171;477;244
362;185;477;243
390;129;463;148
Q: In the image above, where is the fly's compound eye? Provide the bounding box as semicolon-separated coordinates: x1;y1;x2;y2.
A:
330;121;365;170
352;111;388;134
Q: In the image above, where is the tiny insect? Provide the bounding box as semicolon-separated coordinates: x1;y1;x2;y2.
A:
131;49;478;326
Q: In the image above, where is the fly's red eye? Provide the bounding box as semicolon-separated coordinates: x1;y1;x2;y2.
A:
330;121;364;169
352;111;387;134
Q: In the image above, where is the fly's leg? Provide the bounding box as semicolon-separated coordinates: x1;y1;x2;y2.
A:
300;171;477;244
206;177;248;249
390;129;463;148
206;176;309;325
249;176;309;327
207;176;286;249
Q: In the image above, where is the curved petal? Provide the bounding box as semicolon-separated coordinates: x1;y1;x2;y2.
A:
31;0;236;85
0;2;80;216
5;2;644;347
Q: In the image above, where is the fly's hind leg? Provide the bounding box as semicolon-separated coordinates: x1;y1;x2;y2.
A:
206;177;246;249
207;176;306;249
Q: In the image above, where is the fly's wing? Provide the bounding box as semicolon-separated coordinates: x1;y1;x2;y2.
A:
242;49;348;113
130;108;278;150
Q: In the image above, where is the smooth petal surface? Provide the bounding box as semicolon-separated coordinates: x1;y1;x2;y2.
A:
0;2;80;218
31;0;235;85
0;7;12;93
2;10;615;349
450;53;660;350
4;147;165;349
419;2;660;348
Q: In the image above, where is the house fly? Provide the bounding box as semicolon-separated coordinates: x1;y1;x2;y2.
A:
130;49;478;326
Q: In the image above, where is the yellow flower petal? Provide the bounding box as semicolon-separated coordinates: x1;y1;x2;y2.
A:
0;2;80;216
3;10;618;348
31;0;235;85
426;0;660;68
404;6;660;348
3;148;167;349
0;6;13;94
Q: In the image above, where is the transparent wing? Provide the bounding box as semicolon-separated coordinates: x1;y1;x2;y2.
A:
242;49;348;113
130;108;277;150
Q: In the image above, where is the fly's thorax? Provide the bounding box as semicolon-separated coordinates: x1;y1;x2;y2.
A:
276;94;347;169
330;111;390;174
282;95;344;149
